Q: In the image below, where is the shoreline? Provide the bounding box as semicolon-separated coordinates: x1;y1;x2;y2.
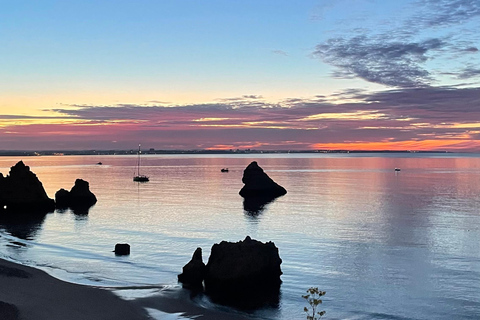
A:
0;257;151;320
0;258;255;320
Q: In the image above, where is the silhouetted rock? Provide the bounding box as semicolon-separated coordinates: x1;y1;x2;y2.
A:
178;247;206;288
239;162;286;199
204;236;282;309
54;188;70;208
55;179;97;209
114;243;130;255
0;161;55;214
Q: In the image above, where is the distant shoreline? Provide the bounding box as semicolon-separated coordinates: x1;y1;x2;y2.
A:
0;149;454;157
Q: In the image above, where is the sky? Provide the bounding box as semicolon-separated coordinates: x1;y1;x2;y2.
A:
1;0;479;151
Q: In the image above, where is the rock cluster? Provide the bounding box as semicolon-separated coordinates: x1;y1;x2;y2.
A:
239;161;286;199
55;179;97;209
0;161;55;214
178;236;282;309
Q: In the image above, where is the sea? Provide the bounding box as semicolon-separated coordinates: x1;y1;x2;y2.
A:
0;153;479;320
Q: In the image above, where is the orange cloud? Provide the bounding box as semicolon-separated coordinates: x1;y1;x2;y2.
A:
313;139;480;151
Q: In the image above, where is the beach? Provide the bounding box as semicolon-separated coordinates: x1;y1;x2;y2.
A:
0;258;150;320
0;258;256;320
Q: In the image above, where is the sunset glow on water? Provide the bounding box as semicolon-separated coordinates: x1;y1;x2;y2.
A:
0;154;479;319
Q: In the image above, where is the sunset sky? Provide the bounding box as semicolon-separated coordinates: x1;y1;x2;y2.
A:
1;0;479;151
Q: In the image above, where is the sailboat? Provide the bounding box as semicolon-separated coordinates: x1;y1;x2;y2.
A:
133;144;149;182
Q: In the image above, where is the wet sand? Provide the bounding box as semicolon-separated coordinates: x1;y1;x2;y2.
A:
0;258;151;320
0;258;255;320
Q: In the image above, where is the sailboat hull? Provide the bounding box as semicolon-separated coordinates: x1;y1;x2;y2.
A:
133;175;149;182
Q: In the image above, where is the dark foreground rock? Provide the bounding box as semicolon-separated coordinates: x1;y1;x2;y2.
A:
179;237;282;309
178;247;205;289
0;161;55;214
55;179;97;209
239;161;286;199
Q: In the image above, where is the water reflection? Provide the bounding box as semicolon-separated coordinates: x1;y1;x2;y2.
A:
0;213;47;240
243;196;277;216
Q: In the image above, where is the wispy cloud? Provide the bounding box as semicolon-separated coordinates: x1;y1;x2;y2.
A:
314;0;480;88
314;37;445;87
412;0;480;28
272;50;288;56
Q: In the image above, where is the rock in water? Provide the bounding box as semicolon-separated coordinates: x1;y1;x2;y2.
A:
178;247;206;288
114;243;130;255
55;179;97;209
204;236;282;309
239;161;286;199
0;161;55;214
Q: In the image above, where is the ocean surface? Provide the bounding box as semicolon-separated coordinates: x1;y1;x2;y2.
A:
0;153;479;320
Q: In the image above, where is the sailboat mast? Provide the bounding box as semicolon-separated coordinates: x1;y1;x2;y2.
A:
137;144;141;176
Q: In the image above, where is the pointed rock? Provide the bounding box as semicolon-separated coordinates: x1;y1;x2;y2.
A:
239;161;287;199
178;247;206;288
0;161;55;214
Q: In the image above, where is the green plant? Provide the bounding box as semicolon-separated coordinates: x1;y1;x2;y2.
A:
302;287;326;319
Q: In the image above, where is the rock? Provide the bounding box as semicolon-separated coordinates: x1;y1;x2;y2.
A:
239;161;286;199
114;243;130;255
55;179;97;209
54;188;70;208
178;247;206;288
204;236;282;309
0;161;55;214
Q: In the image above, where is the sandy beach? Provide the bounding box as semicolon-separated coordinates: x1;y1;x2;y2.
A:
0;258;255;320
0;258;151;320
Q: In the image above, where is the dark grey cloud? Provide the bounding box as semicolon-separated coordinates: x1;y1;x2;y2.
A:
464;47;479;53
313;37;445;87
456;67;480;79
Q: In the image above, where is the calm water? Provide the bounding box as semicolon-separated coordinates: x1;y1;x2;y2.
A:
1;154;480;320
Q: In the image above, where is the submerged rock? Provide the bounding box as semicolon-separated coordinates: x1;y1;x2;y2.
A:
0;161;55;214
239;161;286;199
114;243;130;255
55;179;97;209
178;247;206;288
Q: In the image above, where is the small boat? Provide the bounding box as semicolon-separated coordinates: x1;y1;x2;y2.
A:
221;168;229;172
133;144;149;182
97;162;102;165
394;168;401;172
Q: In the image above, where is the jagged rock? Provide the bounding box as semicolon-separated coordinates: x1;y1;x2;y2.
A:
114;243;130;255
239;161;286;199
204;236;282;309
0;161;55;214
178;247;206;288
55;179;97;209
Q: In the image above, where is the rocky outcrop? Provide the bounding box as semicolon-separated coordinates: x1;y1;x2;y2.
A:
0;161;55;214
239;162;286;199
55;179;97;209
178;247;205;288
179;237;282;309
